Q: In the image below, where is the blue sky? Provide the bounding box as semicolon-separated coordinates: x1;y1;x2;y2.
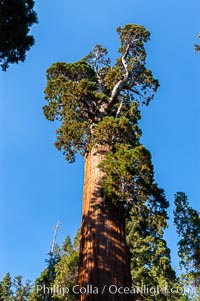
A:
1;0;200;281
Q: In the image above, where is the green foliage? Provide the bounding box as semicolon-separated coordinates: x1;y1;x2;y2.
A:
99;143;167;210
44;60;99;162
52;230;80;301
0;273;12;301
0;274;31;301
28;232;80;301
126;206;181;301
28;269;52;301
28;249;61;301
13;276;31;301
0;0;38;71
44;24;159;163
115;25;159;105
174;192;200;297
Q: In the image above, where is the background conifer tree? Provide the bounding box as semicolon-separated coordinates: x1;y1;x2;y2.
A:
174;192;200;300
0;0;37;71
0;273;12;301
28;247;61;301
52;230;80;301
13;276;31;301
0;274;31;301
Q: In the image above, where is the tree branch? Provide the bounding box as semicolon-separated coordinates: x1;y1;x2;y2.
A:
115;100;123;118
99;44;130;113
92;47;108;94
109;44;130;103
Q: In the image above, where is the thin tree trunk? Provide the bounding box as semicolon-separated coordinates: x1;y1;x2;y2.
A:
77;147;132;301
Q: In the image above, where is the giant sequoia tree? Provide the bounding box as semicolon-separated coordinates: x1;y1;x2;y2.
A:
44;24;167;301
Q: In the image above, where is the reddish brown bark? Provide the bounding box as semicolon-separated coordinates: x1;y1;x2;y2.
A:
77;148;132;301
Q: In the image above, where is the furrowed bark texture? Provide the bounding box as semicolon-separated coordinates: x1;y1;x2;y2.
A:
77;147;132;301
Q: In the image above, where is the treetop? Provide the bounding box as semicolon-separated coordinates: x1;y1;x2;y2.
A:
44;24;159;162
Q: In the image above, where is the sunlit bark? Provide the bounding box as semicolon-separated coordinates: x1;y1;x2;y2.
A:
77;147;132;301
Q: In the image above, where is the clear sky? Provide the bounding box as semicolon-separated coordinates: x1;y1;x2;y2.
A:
1;0;200;282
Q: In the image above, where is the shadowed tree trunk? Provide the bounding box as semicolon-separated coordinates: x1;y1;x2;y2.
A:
77;147;132;301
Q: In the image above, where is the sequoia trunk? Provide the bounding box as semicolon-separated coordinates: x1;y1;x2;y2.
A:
77;147;132;301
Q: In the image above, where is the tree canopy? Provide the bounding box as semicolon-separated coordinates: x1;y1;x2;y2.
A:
44;24;159;163
0;0;37;71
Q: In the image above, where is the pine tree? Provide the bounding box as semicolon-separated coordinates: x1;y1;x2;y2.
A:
53;230;80;301
28;248;61;301
0;273;12;301
13;276;32;301
0;0;37;71
43;24;168;301
174;192;200;300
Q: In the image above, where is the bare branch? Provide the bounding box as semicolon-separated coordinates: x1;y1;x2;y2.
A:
115;100;123;118
109;44;130;102
99;45;130;113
